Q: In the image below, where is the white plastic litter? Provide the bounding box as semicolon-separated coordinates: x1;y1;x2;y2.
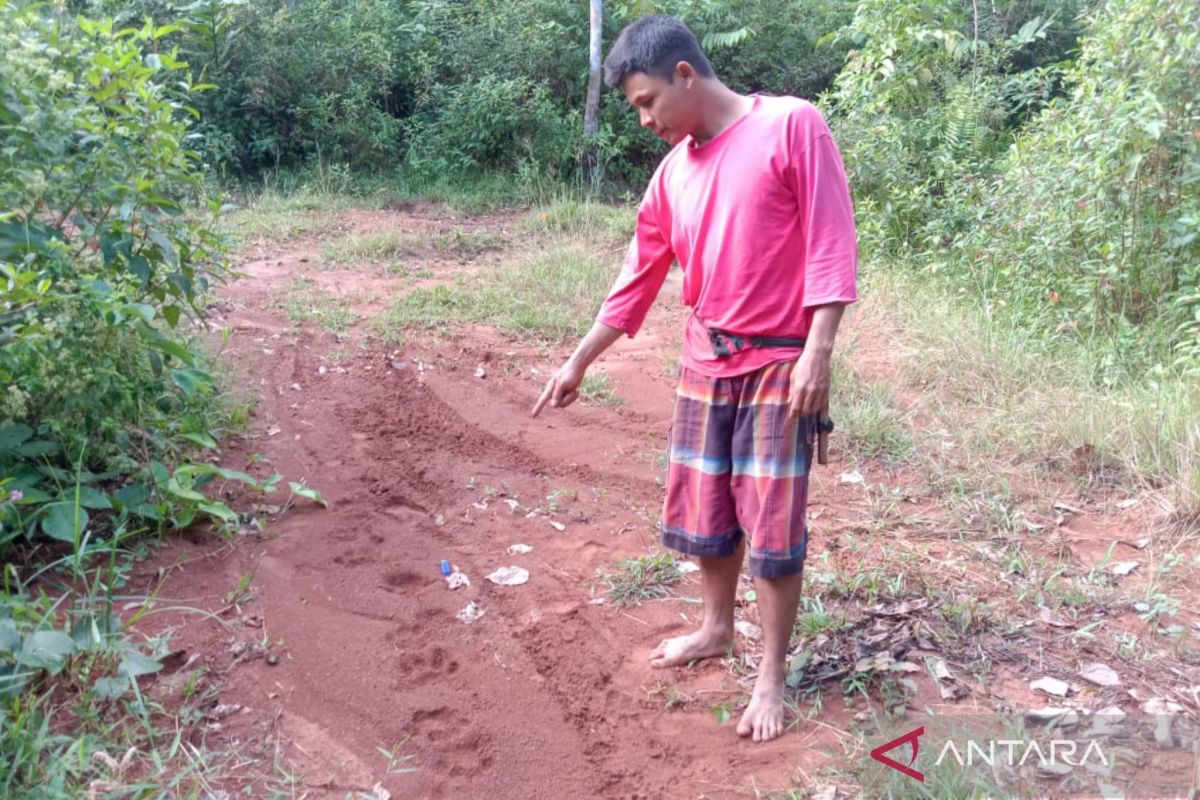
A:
839;470;865;485
445;571;471;589
486;566;529;586
457;602;484;624
507;543;533;555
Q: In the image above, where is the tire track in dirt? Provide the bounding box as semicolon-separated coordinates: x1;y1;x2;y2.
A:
131;210;834;798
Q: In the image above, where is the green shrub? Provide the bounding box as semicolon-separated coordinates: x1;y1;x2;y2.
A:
0;4;237;554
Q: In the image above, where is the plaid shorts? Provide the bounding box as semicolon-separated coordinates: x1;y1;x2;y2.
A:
659;360;818;578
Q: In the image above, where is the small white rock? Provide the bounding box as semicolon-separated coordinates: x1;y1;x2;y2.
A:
1030;676;1071;697
734;620;762;640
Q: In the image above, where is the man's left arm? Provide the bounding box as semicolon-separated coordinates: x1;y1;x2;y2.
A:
788;302;844;418
785;109;859;419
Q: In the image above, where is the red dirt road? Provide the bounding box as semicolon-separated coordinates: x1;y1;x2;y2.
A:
125;206;1196;798
130;208;855;799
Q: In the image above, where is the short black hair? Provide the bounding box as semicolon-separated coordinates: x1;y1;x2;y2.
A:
603;15;714;89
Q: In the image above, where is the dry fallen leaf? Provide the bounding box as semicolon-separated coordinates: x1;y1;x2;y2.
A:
1039;607;1072;628
1077;662;1121;687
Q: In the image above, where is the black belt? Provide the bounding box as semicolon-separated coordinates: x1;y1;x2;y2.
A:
708;328;806;358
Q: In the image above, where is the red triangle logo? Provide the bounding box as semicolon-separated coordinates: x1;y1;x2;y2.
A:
870;726;925;782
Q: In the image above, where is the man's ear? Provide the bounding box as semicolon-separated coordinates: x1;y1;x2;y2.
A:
675;60;697;88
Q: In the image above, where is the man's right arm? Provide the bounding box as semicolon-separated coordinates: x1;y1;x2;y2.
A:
530;321;625;417
531;194;676;418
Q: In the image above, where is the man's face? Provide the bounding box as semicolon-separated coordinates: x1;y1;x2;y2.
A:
621;66;698;146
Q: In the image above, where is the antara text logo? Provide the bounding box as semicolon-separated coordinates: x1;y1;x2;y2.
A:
870;725;1112;782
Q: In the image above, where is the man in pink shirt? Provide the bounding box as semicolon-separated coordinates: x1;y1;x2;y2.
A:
532;15;857;743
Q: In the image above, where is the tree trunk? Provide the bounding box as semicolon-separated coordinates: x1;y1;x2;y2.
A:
583;0;603;188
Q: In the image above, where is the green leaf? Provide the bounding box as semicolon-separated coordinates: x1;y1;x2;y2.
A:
132;503;161;521
198;500;239;524
177;464;260;487
710;705;732;725
115;483;150;508
289;482;328;507
146;334;194;364
149;460;170;488
173;368;214;397
41;502;87;542
15;440;60;458
92;676;129;699
0;620;20;654
162;304;181;328
17;630;76;673
119;649;162;678
77;486;113;510
181;432;217;449
123;303;156;322
0;424;33;453
166;479;205;503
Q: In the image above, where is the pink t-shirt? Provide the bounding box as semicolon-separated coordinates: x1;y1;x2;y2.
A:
596;95;859;378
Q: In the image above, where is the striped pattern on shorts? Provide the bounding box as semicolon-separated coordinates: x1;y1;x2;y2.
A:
659;360;817;578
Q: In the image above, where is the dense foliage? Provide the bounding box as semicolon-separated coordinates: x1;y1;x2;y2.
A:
1;3;239;560
829;0;1199;376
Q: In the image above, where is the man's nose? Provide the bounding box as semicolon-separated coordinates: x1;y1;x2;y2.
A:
639;109;654;129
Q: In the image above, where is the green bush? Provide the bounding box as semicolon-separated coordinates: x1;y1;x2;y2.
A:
405;75;581;176
0;4;235;555
955;0;1200;374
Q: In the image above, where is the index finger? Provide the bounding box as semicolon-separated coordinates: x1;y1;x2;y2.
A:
787;386;808;420
531;376;555;418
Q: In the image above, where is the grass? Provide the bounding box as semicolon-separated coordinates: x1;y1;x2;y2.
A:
830;352;915;464
522;198;635;241
322;226;506;267
0;542;240;797
218;188;356;244
864;267;1200;508
580;373;624;407
373;243;615;342
273;276;359;333
599;552;684;606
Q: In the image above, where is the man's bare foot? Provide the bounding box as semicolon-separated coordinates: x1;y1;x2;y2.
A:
737;674;786;742
648;628;732;668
